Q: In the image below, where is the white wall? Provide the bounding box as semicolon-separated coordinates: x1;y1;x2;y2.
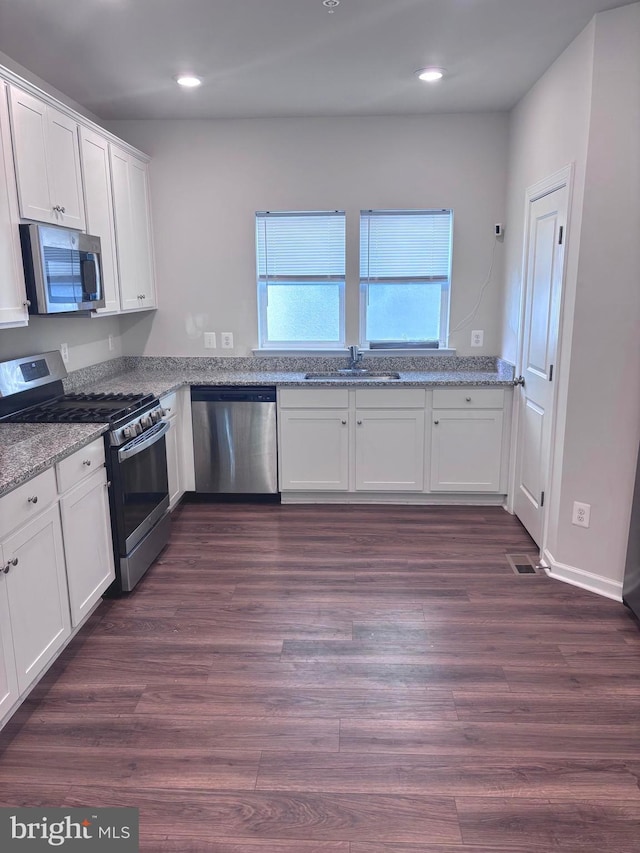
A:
503;3;640;595
0;314;124;372
553;3;640;589
108;114;509;357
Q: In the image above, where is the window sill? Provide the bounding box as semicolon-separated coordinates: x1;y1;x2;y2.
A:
252;348;457;357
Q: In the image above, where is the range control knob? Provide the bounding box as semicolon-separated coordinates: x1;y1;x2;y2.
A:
150;409;162;424
140;415;153;429
123;425;135;440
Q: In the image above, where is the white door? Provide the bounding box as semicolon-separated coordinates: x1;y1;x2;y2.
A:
59;470;115;627
513;179;569;544
0;548;19;722
47;107;85;230
3;505;71;693
80;127;120;313
279;410;350;491
430;409;504;492
355;410;425;491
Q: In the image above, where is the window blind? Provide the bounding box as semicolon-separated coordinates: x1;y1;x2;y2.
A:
256;210;345;282
360;209;452;282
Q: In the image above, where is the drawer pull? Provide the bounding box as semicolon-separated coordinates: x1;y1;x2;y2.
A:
465;397;472;402
10;558;18;566
434;420;439;425
4;557;18;572
82;459;92;466
341;419;347;425
357;420;363;425
27;495;38;504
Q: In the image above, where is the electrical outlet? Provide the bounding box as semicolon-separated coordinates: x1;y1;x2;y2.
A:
204;332;217;349
60;343;69;363
572;501;591;528
108;334;114;352
221;332;234;349
471;330;484;347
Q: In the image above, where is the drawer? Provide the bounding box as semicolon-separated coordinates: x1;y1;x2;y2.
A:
432;387;505;409
355;388;426;409
279;388;349;409
56;438;106;494
0;467;57;539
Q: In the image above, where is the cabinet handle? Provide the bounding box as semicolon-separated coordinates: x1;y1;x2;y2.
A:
27;495;38;504
23;300;31;307
60;206;66;213
10;558;18;566
106;481;111;488
341;419;347;425
434;420;439;425
357;420;363;425
52;204;60;212
82;459;92;466
4;557;18;572
465;397;472;402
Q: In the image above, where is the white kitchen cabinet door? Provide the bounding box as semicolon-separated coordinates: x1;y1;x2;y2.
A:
0;83;27;327
3;504;71;694
59;468;115;628
279;410;350;491
355;409;425;491
430;409;504;492
0;554;19;723
46;107;85;230
110;144;156;311
80;127;120;314
9;86;85;229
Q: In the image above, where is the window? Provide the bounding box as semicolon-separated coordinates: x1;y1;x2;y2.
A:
256;210;345;348
360;209;453;347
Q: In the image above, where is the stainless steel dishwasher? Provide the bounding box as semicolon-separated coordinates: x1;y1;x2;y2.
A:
191;386;278;494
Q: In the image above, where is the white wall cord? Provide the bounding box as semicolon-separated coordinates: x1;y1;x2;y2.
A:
449;237;498;336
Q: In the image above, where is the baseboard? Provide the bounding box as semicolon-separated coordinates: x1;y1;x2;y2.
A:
281;492;507;506
541;548;623;602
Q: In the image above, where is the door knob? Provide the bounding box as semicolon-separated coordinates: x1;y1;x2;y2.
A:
514;375;525;386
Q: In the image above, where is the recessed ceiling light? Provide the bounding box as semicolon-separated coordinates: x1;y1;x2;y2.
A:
416;67;445;83
175;75;202;88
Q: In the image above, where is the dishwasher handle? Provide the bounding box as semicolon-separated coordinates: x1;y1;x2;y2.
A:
191;386;276;404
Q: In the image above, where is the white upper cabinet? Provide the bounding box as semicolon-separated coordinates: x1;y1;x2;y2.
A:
0;82;27;327
79;127;120;314
9;85;85;230
111;145;156;311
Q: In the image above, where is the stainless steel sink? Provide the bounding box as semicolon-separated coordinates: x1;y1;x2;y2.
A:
304;371;401;381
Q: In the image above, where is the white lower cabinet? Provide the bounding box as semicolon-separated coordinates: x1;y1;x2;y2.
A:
0;566;18;719
429;388;506;492
279;385;510;499
279;409;350;490
59;467;115;627
355;409;425;491
0;437;116;728
2;504;70;694
430;409;504;491
165;412;181;507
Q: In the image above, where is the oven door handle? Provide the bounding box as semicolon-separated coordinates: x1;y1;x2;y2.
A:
117;420;170;462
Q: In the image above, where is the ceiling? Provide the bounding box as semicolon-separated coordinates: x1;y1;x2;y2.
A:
0;0;631;120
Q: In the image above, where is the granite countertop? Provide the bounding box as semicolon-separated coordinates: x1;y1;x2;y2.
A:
0;355;514;499
0;422;108;498
70;364;516;400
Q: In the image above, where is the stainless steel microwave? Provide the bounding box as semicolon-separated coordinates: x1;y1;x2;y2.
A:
19;223;105;314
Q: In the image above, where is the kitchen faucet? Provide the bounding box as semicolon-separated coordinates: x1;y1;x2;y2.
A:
348;345;364;370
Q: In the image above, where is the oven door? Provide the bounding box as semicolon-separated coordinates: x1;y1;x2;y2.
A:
110;420;170;556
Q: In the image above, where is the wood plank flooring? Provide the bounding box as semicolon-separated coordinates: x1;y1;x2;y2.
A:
1;502;639;852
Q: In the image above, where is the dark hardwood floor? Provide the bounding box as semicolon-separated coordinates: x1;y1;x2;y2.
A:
1;502;639;852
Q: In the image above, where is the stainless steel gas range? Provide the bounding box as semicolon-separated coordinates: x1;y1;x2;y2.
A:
0;351;170;593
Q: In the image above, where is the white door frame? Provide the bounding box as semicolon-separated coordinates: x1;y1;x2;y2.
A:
507;164;574;556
